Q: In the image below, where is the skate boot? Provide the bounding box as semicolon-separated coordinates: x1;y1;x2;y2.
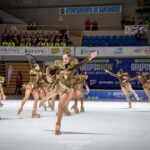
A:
32;111;40;118
80;106;85;112
55;125;61;135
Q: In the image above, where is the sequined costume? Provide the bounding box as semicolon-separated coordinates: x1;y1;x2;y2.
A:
134;72;150;89
51;57;90;96
24;69;46;93
73;72;88;91
0;76;6;106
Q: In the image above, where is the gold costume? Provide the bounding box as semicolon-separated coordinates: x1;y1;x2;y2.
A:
118;73;130;87
106;71;130;87
73;72;88;91
24;69;46;92
0;76;5;100
47;57;90;96
135;73;150;89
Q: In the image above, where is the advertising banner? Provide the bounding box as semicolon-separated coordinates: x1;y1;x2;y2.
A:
75;47;150;57
0;47;74;56
60;5;122;15
78;57;150;89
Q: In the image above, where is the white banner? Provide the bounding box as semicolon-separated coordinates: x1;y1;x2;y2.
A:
75;47;150;57
0;47;74;56
0;46;150;57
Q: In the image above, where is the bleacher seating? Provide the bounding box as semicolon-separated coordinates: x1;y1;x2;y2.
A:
82;35;149;47
1;30;73;47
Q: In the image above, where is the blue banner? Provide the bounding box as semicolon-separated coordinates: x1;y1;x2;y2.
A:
60;5;122;15
78;57;150;89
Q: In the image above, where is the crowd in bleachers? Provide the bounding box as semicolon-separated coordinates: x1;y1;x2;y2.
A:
1;30;73;47
82;35;149;47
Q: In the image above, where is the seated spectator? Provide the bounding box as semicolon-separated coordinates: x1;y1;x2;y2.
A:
54;37;60;47
20;38;26;47
26;38;32;47
2;40;8;46
67;39;73;46
42;38;49;47
14;37;20;46
49;37;55;47
8;40;15;46
1;30;73;47
37;40;43;47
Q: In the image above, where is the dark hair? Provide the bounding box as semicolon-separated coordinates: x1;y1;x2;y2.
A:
63;54;72;58
119;69;123;73
32;64;39;69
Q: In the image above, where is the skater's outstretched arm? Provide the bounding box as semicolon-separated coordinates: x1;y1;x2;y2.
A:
104;69;118;78
129;76;137;81
70;51;97;70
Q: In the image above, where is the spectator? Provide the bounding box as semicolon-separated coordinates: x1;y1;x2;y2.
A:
91;20;98;30
20;38;26;46
121;16;126;30
138;17;143;25
1;30;73;47
84;18;91;30
26;38;32;47
27;20;32;30
14;71;23;95
32;20;37;30
126;16;131;25
131;17;135;25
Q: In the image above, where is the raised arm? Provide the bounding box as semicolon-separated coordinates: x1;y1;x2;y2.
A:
104;69;118;78
129;76;137;81
70;51;97;70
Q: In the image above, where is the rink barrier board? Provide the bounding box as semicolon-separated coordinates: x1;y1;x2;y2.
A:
83;89;148;101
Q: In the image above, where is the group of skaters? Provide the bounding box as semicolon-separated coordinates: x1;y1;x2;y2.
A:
0;51;150;135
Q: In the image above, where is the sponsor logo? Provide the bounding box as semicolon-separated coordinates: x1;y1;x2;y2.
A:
51;48;60;54
144;48;150;54
134;49;144;53
0;47;20;54
90;80;97;85
25;49;44;54
81;49;98;55
114;48;123;54
63;47;71;54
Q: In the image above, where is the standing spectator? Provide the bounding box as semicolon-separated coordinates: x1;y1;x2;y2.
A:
32;20;37;30
138;17;143;25
121;16;126;30
126;16;131;25
27;20;32;30
91;20;98;30
15;71;23;95
131;17;135;25
84;18;91;30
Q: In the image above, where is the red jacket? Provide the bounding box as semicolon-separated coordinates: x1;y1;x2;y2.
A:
16;78;23;85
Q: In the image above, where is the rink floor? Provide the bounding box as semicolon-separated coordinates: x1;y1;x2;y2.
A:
0;100;150;150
